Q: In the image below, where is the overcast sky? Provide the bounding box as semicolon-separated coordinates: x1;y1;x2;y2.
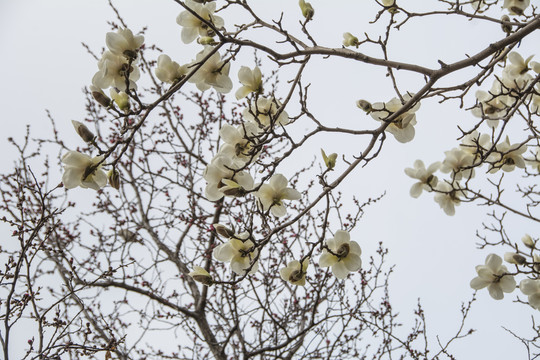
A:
1;1;539;359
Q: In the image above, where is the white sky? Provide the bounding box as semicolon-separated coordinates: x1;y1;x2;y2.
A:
0;0;539;359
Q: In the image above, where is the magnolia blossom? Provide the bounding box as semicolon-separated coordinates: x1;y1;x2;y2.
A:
503;0;530;15
470;0;487;12
280;257;310;286
471;82;512;127
189;47;232;93
342;32;359;47
155;54;188;84
433;182;463;216
235;66;263;100
203;156;254;201
92;51;140;91
62;151;107;190
371;93;420;143
176;0;224;44
213;234;259;275
218;123;259;167
488;136;526;173
255;174;301;217
404;160;440;198
189;266;213;286
520;279;540;310
319;230;362;279
441;147;475;180
502;52;533;91
459;131;491;157
470;254;516;300
243;97;289;128
105;28;144;59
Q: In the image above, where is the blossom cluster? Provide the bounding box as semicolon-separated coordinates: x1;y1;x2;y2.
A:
470;233;540;311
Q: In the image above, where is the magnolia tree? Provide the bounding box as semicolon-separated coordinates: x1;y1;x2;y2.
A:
1;0;540;359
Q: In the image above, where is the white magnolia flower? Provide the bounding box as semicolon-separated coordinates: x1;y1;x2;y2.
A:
441;147;475;180
155;54;188;84
203;156;254;201
433;182;463;216
255;174;301;217
471;81;512;127
470;0;487;12
280;257;310;286
503;0;530;15
502;52;533;91
105;28;144;59
470;254;516;300
189;47;232;93
235;66;263;100
92;51;140;91
189;266;213;286
488;136;526;173
504;52;534;78
243;97;289;128
218;123;259;167
213;234;259;275
342;32;359;47
459;131;492;157
404;160;440;198
520;279;540;310
176;0;224;44
371;93;421;143
61;151;107;190
319;230;362;279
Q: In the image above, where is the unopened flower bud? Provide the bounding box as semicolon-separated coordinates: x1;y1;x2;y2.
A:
198;36;216;45
71;120;95;143
504;252;526;265
91;90;112;107
110;89;130;112
213;223;235;239
343;32;359;48
299;0;314;20
501;15;512;33
321;149;337;170
522;234;535;248
356;99;372;113
107;168;121;190
189;266;213;286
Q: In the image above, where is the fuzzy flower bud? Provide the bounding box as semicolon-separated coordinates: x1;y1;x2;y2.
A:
107;168;121;190
91;86;111;107
213;224;235;239
342;32;359;48
321;149;337;170
501;15;512;33
299;0;314;20
504;252;526;265
356;99;372;113
189;266;213;286
71;120;95;143
523;234;535;248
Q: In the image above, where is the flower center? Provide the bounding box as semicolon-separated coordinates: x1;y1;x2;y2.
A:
336;243;350;259
289;270;304;283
